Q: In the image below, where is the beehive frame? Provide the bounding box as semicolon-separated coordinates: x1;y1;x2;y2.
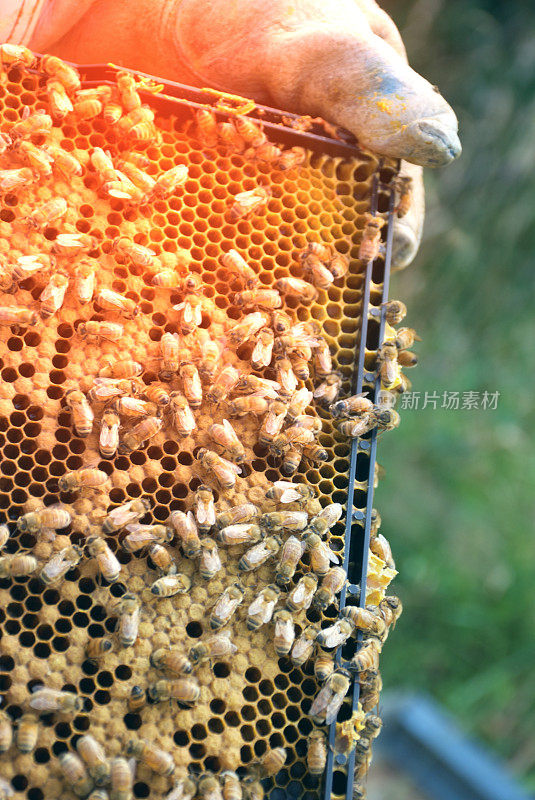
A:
0;57;397;800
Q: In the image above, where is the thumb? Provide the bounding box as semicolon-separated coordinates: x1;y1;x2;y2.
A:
176;0;460;167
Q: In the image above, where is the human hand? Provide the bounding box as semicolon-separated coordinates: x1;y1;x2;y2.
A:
21;0;460;267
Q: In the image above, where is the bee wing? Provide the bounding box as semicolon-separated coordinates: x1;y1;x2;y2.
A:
325;690;346;725
121;609;139;639
291;582;307;604
213;593;237;618
247;596;266;617
309;684;332;719
317;624;345;649
245;543;269;565
100;423;118;448
221;418;239;444
327;547;340;565
203;548;221;571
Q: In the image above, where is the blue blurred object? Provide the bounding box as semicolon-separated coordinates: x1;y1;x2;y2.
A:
377;693;534;800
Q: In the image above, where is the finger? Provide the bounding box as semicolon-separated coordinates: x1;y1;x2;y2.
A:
352;0;407;59
391;161;424;271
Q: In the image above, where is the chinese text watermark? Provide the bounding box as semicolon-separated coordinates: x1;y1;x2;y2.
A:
396;391;500;410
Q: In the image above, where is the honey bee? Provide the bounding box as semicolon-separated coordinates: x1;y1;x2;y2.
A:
292;414;322;433
118;105;156;141
16;140;53;177
257;400;287;447
197;336;221;381
209;419;245;463
395;326;420;351
27;197;68;230
242;779;264;800
0;264;14;293
278;425;316;450
128;685;146;714
119;415;163;454
251;327;274;369
328;252;350;281
372;407;400;434
1;555;38;580
393;175;413;218
247;584;280;630
150;647;192;676
334;708;366;756
216;504;259;529
209;583;244;629
73;260;96;305
148;543;176;575
59;467;108;493
77;734;111;785
216;522;262;546
306;730;327;777
168;392;196;437
72;91;105;121
116;593;141;648
189;630;237;665
262;510;308;533
110;757;134;800
113;236;157;270
289;352;310;381
228;186;271;222
314;651;335;683
234;116;266;147
220;249;258;288
197;448;241;491
118;159;156;197
85;637;112;662
309;504;344;536
246;142;282;164
46;145;84;178
342;606;386;640
14;712;37;754
378;595;403;630
78;320;124;342
234;288;281;310
86;536;121;583
0;306;37;328
169;510;201;558
363;712;383;740
313;566;347;610
350;638;382;672
116;71;141;112
17;504;71;534
281;445;303;476
152;164;189;199
331;394;373;419
148;676;200;705
235;374;280;398
126;738;175;775
217;121;246;153
306;534;340;576
369;533;394;570
291;624;320;666
59;752;94;797
40;545;83;586
285;388;312;423
227;311;269;344
30;685;84;715
316;617;355;649
286;574;318;613
144;383;170;407
150;270;182;290
11;110;52;140
358;214;386;262
310;668;351;724
173;296;204;335
381;300;407;325
166;778;198;800
0;131;11;155
272;610;295;656
64;389;94;438
41;54;80;91
397;349;418;368
39;272;68;319
197;773;224;800
178;355;203;408
0;711;12;754
274;535;305;586
220;771;241;800
95;288;139;318
194;485;216;533
266;480;315;506
238;536;281;572
276;147;307;171
196;108;218;145
0;43;36;71
150;573;192;598
227;395;270;418
47;78;74;118
251;747;287;780
159;332;179;378
314;372;342;406
0;167;34;192
123;523;173;553
103;499;150;534
273;355;297;400
376;342;398;388
199;539;222;581
274;277;318;303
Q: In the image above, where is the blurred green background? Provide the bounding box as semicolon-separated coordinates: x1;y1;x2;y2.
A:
375;0;535;789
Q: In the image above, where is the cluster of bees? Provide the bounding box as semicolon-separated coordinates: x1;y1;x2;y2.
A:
0;45;415;800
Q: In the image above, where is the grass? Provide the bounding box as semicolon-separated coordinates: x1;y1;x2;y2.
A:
376;0;535;787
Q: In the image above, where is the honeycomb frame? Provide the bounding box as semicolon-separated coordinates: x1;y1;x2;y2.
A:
0;59;398;800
